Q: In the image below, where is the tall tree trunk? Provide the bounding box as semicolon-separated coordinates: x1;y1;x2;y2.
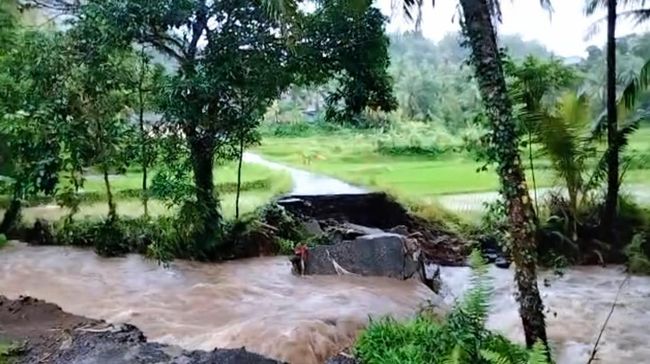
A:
235;132;245;220
139;45;149;217
0;188;21;235
604;0;619;236
189;136;222;242
103;169;117;222
459;0;548;348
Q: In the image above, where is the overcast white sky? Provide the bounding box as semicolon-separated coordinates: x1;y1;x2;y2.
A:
376;0;650;58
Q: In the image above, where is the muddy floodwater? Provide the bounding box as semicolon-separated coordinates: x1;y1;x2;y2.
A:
1;242;649;363
0;243;432;364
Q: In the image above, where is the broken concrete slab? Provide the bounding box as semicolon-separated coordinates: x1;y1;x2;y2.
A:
295;233;419;280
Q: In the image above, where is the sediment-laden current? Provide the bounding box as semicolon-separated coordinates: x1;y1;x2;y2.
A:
0;242;648;363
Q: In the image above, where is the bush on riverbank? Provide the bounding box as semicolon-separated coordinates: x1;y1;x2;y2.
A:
16;201;308;262
468;192;650;270
536;194;650;266
626;233;650;274
354;252;550;364
54;217;172;257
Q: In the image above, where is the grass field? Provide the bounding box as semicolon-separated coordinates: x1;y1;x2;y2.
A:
256;126;650;200
80;162;291;195
2;162;292;223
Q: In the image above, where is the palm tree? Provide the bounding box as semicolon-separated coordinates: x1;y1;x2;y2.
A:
586;0;649;237
605;0;619;238
397;0;553;348
603;0;620;236
537;92;592;241
455;0;549;348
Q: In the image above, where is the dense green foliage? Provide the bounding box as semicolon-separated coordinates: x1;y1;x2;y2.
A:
271;31;650;131
0;0;398;259
299;0;398;124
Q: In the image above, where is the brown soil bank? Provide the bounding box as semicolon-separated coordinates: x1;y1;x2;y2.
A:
0;296;282;364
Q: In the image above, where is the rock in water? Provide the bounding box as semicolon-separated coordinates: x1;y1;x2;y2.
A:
495;256;511;269
299;233;419;279
484;252;498;263
302;219;324;236
420;260;442;292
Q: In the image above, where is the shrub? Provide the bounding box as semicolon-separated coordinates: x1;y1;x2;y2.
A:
54;217;161;257
537;193;650;266
0;233;6;249
221;216;278;258
139;198;300;262
626;233;650;274
50;214;189;259
55;219;103;248
277;238;296;255
36;201;309;262
92;220;131;257
354;252;549;364
0;341;23;364
375;123;461;158
219;202;313;259
261;121;342;138
257;203;306;242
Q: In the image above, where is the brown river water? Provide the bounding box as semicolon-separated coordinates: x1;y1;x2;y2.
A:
1;242;649;364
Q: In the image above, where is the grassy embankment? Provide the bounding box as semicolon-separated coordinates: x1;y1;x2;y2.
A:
0;162;292;223
256;124;650;208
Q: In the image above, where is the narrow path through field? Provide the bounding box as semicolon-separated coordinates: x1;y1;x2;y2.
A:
243;152;366;195
246;152;650;212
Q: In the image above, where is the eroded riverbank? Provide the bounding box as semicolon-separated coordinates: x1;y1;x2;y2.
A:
0;296;282;364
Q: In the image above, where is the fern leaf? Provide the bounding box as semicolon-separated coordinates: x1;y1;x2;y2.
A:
527;341;549;364
444;345;463;364
480;349;513;364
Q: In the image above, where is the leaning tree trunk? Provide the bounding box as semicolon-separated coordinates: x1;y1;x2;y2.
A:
604;0;619;237
459;0;548;348
188;135;222;243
